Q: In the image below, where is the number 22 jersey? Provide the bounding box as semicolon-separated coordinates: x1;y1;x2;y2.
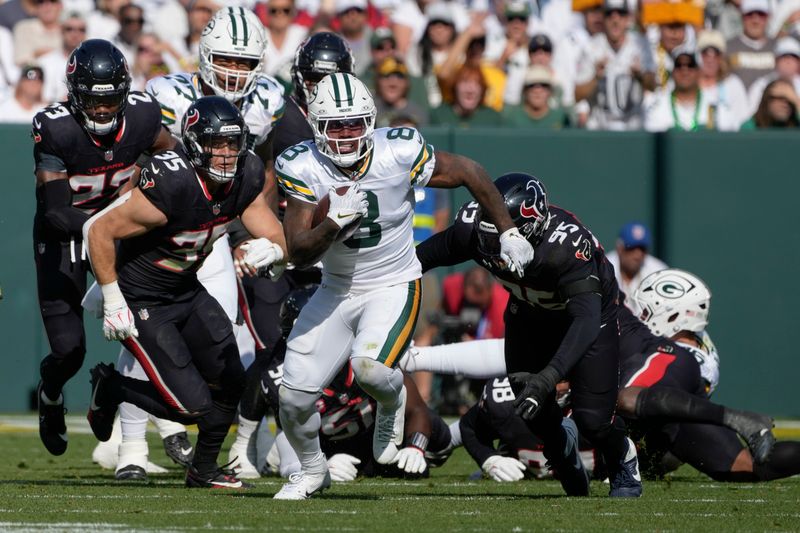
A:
276;127;436;292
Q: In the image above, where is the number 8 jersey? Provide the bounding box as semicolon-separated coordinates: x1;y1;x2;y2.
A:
277;127;436;292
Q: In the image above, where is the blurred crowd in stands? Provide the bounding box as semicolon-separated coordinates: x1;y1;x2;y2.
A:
2;0;800;128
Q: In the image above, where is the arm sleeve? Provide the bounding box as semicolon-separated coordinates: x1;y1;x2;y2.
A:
35;179;91;238
415;223;475;273
548;291;602;377
459;404;500;467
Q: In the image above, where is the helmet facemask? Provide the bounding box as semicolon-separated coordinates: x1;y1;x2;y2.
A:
312;114;375;168
199;48;262;102
71;90;128;135
185;128;249;184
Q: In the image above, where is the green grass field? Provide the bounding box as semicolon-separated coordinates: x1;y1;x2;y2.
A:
1;417;799;532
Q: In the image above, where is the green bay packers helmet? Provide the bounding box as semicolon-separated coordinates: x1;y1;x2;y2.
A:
199;7;267;102
633;268;711;337
307;73;376;168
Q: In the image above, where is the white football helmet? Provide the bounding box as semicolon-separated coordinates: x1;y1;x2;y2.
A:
199;7;267;102
307;73;376;168
633;268;711;337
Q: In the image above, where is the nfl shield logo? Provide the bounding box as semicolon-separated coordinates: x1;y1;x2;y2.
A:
138;309;149;321
212;203;221;215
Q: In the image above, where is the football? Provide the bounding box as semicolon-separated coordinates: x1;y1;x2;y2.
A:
312;185;363;242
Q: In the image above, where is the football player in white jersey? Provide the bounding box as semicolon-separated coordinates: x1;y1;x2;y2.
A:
271;72;534;500
98;6;287;480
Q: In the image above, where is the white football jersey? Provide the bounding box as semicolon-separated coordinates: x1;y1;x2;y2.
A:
276;127;436;292
145;72;285;148
677;330;720;396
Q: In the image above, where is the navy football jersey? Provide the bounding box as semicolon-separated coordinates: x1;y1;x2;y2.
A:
117;146;265;304
32;92;162;217
617;297;705;395
418;202;618;322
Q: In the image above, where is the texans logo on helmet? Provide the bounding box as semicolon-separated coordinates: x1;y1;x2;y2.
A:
183;108;199;135
66;55;76;75
520;180;546;219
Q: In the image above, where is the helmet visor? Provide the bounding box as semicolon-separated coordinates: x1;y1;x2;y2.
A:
75;91;126;126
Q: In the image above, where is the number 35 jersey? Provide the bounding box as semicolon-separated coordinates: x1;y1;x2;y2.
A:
276;127;436;292
117;147;265;304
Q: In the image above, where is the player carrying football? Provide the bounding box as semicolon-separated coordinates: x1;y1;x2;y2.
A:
272;73;533;499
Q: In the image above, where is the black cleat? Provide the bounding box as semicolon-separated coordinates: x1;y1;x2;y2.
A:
186;464;252;489
609;438;643;498
37;381;67;456
163;432;194;468
87;363;120;442
724;410;776;464
115;464;148;481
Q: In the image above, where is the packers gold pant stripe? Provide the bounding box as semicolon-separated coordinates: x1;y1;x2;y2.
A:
378;279;422;368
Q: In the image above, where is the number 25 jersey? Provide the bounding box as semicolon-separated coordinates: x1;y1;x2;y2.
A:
276;127;436;292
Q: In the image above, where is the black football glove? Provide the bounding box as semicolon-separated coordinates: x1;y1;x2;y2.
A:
509;366;561;421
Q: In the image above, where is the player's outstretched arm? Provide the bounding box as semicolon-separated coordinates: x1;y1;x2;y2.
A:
240;192;288;275
85;188;167;285
427;151;515;234
84;188;167;341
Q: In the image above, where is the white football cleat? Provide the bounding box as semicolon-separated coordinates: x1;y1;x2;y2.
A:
273;469;331;500
91;415;122;469
373;385;407;464
229;440;261;479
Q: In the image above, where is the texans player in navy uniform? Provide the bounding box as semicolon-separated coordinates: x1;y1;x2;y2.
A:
32;39;175;456
459;377;600;485
416;172;642;497
82;96;286;489
226;33;357;477
245;285;454;480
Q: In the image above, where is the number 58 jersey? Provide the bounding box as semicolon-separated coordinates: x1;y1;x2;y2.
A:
277;127;436;292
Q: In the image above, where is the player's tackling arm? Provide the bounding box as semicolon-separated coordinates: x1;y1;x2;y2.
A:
240;190;287;257
86;188;168;285
427;151;514;233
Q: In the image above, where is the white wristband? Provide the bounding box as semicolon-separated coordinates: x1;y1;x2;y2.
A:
100;280;125;307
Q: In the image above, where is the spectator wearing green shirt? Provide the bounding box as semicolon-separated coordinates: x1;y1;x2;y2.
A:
502;66;571;129
374;57;429;127
430;65;503;127
740;78;800;128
